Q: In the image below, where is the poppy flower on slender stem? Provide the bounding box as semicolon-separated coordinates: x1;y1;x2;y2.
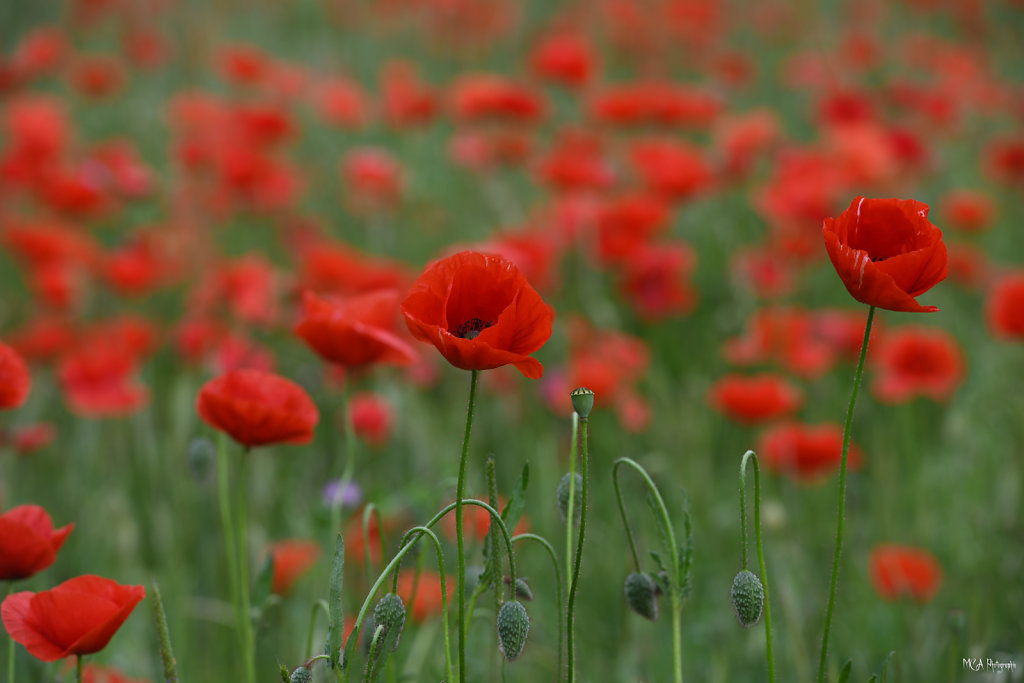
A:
401;251;554;379
869;545;942;602
1;575;145;662
268;539;321;596
0;505;73;580
0;341;31;410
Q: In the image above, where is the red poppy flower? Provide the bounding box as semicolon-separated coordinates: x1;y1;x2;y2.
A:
0;505;73;580
530;33;596;88
708;373;802;425
1;575;145;661
80;662;149;683
57;344;148;418
872;326;964;403
395;569;453;622
987;271;1024;341
401;251;554;379
869;545;942;602
822;196;948;312
347;392;394;448
9;422;56;455
269;539;321;595
617;241;698;321
196;369;319;448
758;422;862;482
941;190;994;233
380;60;437;128
296;289;417;368
0;341;31;410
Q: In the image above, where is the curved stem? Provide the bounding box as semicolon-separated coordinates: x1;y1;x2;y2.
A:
816;305;875;683
236;453;255;683
307;600;331;660
455;370;479;683
741;451;776;683
566;418;589;683
513;534;563;681
363;503;383;580
611;457;642;572
398;526;454;683
564;412;579;592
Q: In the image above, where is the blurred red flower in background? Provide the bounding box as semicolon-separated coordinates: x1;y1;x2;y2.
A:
823;196;948;312
0;505;73;580
269;539;321;595
346;393;395;448
708;373;802;425
871;326;964;403
987;271;1024;341
869;544;942;602
395;568;453;622
196;369;319;448
530;33;596;88
1;575;145;661
758;421;862;482
402;251;554;378
941;190;994;233
0;342;31;410
81;662;150;683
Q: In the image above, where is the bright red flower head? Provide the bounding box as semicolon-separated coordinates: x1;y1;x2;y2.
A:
296;289;417;369
0;505;73;580
1;575;145;662
708;373;803;425
0;342;31;410
822;196;948;312
269;539;321;595
869;544;942;602
758;421;862;482
872;326;964;404
987;271;1024;341
196;369;319;448
401;251;554;379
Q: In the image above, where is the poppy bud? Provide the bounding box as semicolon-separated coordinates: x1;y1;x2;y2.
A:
505;575;534;601
372;592;407;650
624;572;660;621
289;666;312;683
186;436;215;482
496;599;530;661
556;472;583;526
730;570;765;627
570;386;594;419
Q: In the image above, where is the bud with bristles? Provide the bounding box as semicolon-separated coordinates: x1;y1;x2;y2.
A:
624;572;660;621
372;592;407;650
496;600;530;661
289;667;312;683
570;387;595;419
557;472;583;526
505;576;534;601
730;570;765;627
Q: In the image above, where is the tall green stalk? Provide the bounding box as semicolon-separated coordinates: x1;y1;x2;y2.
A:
566;417;589;683
816;306;876;683
740;451;776;683
236;454;255;683
455;370;480;683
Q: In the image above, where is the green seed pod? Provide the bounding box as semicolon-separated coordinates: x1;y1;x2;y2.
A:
730;570;765;627
289;667;313;683
556;472;583;526
505;575;534;601
624;572;660;621
570;387;595;419
372;592;407;651
496;600;530;661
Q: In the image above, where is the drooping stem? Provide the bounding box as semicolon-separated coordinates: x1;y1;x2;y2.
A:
236;453;256;683
741;450;776;683
564;412;579;592
486;458;502;616
816;305;876;683
611;457;642;572
566;417;589;683
395;526;454;683
215;434;244;678
454;370;479;683
513;534;563;681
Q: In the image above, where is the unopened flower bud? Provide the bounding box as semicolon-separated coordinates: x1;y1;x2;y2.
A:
556;472;583;526
624;572;660;621
496;600;530;661
730;570;765;627
570;387;595;419
372;592;407;650
289;666;312;683
505;575;534;601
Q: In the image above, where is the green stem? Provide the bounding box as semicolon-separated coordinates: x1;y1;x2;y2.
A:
513;534;562;681
564;413;579;592
671;607;683;683
486;459;502;618
307;600;331;660
455;370;479;683
333;380;355;537
215;434;244;677
396;526;454;683
76;655;83;683
236;453;256;683
566;417;589;683
611;456;642;572
741;451;776;683
816;305;875;683
363;503;383;579
152;582;179;683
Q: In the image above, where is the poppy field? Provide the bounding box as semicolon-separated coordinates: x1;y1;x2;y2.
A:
2;0;1024;681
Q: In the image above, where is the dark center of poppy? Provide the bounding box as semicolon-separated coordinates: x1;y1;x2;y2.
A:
452;317;494;340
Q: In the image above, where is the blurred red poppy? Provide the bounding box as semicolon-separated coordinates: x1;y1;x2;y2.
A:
296;289;417;368
269;539;321;595
57;343;148;418
618;241;698;321
9;423;56;455
941;190;994;233
708;373;802;425
758;422;862;482
872;326;964;403
402;251;554;378
823;196;948;312
530;33;596;88
0;505;73;580
869;545;942;602
987;272;1024;341
81;662;149;683
196;369;319;448
347;392;394;448
395;568;454;622
0;342;31;410
1;575;145;661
